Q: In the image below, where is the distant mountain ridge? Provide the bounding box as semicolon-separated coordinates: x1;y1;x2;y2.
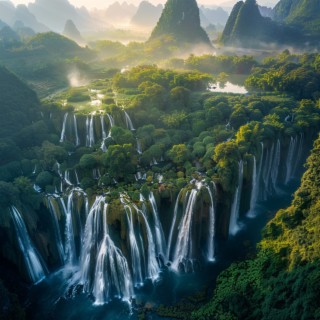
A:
0;1;48;33
131;1;163;28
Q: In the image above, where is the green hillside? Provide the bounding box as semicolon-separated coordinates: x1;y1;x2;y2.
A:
0;32;94;96
273;0;320;36
0;66;40;139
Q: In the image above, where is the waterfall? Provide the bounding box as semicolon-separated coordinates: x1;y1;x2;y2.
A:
60;113;68;143
73;114;80;146
285;137;297;184
85;116;90;147
124;110;135;131
262;143;274;198
247;155;258;217
10;206;47;283
89;115;95;147
123;203;143;286
75;170;80;185
47;196;64;264
257;142;264;200
138;201;160;280
62;192;77;265
86;115;95;147
92;201;133;304
106;113;114;138
56;161;63;179
229;160;243;235
167;190;182;261
136;139;142;154
271;139;281;193
292;133;304;177
172;189;198;271
64;170;72;186
100;115;108;152
149;192;166;257
100;115;107;140
80;196;105;292
79;195;133;304
206;186;215;262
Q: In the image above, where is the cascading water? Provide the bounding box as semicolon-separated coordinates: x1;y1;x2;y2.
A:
10;206;47;283
64;170;73;186
292;133;304;176
124;110;135;131
85;116;90;147
73;114;80;146
262;143;274;198
206;186;215;262
63;191;77;265
106;113;115;138
172;189;198;271
136;139;142;154
46;196;65;264
60;113;68;143
122;198;143;286
100;115;108;152
229;160;243;235
149;192;166;257
139;202;160;280
91;200;133;304
270;139;281;193
247;155;259;218
80;196;106;292
89;114;95;147
167;190;182;261
285;136;297;184
101;115;107;139
75;170;80;185
86;115;95;147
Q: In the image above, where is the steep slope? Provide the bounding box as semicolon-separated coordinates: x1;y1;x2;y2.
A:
0;66;40;139
131;1;163;28
0;32;94;95
220;1;244;44
273;0;320;35
149;0;211;46
192;134;320;319
221;0;297;47
63;19;83;44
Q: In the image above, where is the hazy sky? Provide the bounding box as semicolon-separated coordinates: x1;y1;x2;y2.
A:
9;0;278;9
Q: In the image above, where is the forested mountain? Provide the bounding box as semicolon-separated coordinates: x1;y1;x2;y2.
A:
149;0;211;46
0;31;94;95
0;66;40;139
221;0;298;47
273;0;320;36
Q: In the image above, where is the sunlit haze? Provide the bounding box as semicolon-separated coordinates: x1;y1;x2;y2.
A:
9;0;278;9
